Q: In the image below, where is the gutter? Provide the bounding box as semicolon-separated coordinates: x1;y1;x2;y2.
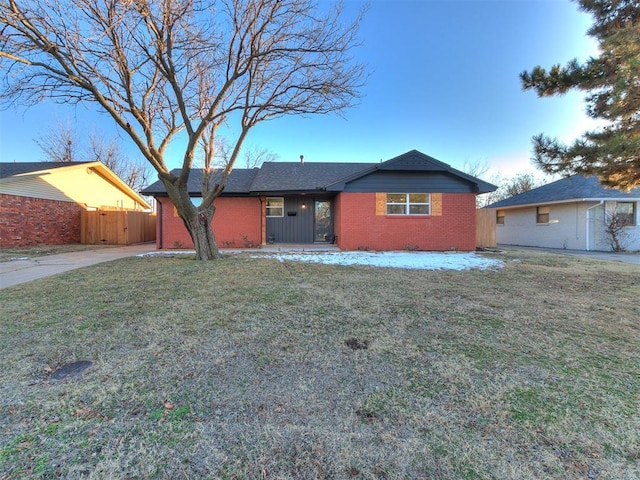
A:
585;201;604;251
158;201;163;250
493;197;639;210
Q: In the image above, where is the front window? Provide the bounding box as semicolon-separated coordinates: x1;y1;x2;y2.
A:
386;193;430;215
266;197;284;217
537;206;550;224
496;209;505;225
615;202;636;226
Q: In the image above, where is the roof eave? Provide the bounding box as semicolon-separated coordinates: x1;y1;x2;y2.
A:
492;197;640;209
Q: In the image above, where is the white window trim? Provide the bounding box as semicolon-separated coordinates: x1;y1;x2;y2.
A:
266;197;284;218
386;193;431;216
615;201;637;226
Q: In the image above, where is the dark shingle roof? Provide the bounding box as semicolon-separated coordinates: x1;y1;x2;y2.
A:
140;150;498;196
0;161;92;179
488;175;640;208
141;168;260;195
250;162;373;192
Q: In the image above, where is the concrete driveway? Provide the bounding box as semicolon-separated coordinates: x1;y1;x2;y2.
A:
0;244;156;289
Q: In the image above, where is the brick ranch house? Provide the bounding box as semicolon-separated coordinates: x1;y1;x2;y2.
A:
0;161;151;248
142;150;497;251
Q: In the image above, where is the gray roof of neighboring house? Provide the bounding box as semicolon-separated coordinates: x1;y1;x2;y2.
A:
0;161;92;178
140;150;498;196
487;175;640;209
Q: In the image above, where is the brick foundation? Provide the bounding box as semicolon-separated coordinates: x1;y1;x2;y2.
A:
0;194;82;247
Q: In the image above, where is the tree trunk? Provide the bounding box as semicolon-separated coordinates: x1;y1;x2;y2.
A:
161;176;221;260
183;209;221;260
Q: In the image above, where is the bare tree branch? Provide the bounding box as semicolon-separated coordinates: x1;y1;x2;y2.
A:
0;0;366;259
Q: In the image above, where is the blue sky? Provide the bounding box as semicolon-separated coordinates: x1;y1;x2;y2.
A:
0;0;599;181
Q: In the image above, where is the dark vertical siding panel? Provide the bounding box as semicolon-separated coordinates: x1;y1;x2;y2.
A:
266;196;314;243
343;172;476;193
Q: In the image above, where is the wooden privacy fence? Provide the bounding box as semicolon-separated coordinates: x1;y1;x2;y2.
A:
476;208;496;248
81;209;156;245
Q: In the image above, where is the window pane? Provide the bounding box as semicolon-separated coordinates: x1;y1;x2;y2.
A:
616;202;635;225
386;194;406;204
266;197;284;217
409;204;429;214
616;203;633;215
387;204;406;215
267;197;283;207
537;206;550;223
409;193;428;203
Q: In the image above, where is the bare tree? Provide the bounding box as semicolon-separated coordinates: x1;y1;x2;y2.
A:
504;173;537;198
603;211;630;252
0;0;365;260
34;119;80;163
478;172;542;207
209;140;278;169
461;160;496;208
88;134;152;193
35;119;152;192
243;145;278;169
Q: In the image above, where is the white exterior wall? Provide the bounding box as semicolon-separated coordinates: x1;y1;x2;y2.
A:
497;201;640;251
497;202;588;250
0;166;144;210
595;201;640;252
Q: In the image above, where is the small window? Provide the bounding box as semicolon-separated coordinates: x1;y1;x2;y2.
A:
266;197;284;217
496;209;505;225
537;206;550;224
386;193;430;215
615;202;636;226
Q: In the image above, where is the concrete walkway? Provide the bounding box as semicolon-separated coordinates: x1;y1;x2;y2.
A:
0;244;156;289
0;243;341;289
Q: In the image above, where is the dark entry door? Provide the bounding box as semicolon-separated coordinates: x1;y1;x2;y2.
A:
314;200;333;242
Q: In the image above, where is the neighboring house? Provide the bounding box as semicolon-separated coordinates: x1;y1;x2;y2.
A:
0;161;152;247
487;175;640;251
141;150;496;251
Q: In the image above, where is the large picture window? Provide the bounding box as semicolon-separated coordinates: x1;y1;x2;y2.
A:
615;202;636;226
386;193;430;215
266;197;284;217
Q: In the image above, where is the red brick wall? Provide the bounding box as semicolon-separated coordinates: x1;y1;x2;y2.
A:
157;196;262;249
0;194;82;247
335;192;477;251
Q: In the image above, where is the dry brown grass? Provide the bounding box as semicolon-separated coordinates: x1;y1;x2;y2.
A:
0;249;638;479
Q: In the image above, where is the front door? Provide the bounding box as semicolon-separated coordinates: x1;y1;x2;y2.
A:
314;200;333;242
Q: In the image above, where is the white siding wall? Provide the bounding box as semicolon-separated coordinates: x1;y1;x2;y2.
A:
596;201;640;251
497;202;587;250
497;201;640;251
1;167;143;210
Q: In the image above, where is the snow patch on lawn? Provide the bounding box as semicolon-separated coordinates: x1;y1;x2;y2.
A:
253;251;503;271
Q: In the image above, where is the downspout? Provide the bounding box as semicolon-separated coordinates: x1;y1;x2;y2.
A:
259;196;265;246
158;199;163;250
585;201;604;251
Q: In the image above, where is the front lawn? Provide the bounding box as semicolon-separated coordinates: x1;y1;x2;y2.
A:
0;250;638;479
